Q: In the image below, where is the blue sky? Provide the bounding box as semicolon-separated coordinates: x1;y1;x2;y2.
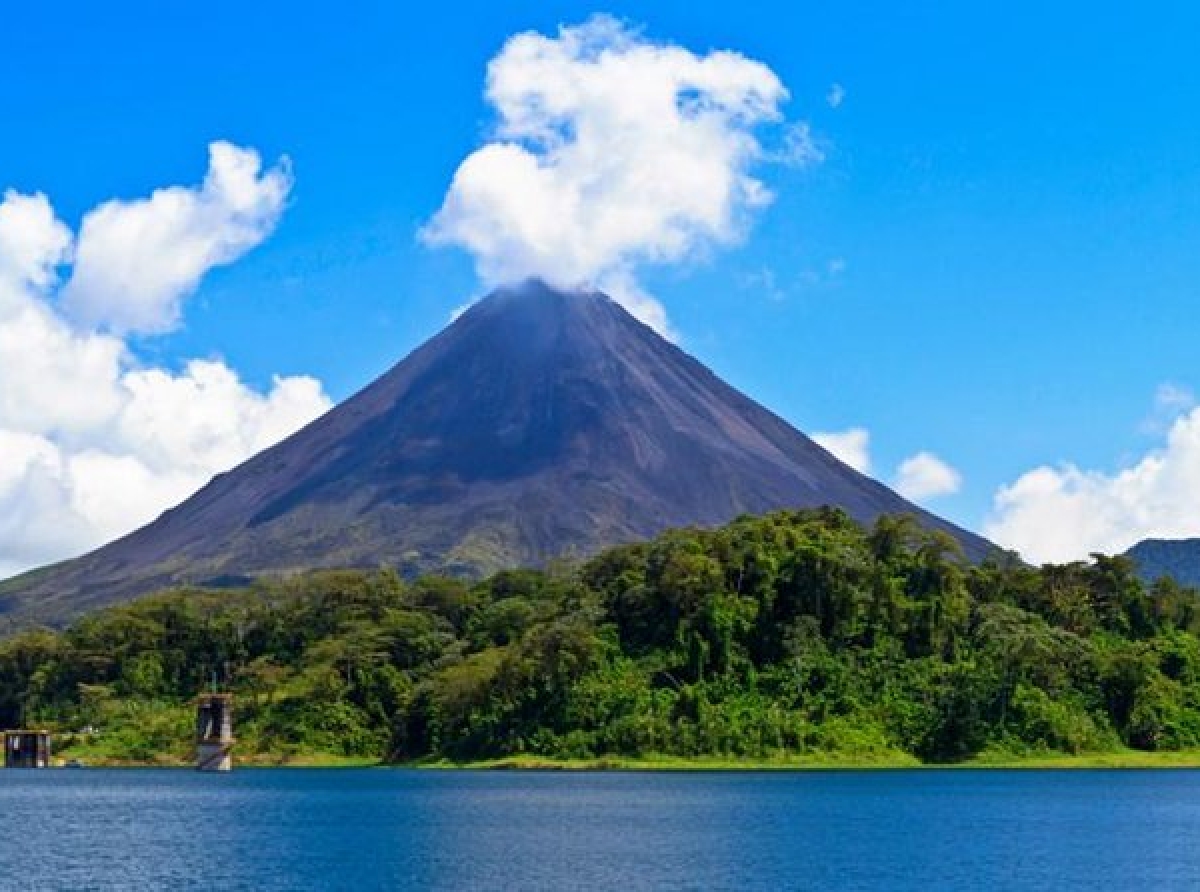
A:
4;1;1200;570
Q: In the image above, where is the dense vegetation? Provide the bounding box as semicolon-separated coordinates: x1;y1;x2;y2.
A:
3;509;1200;766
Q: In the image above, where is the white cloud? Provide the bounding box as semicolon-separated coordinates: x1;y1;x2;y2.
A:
739;267;786;303
423;15;813;333
0;191;72;293
772;122;825;166
1155;382;1195;413
813;427;871;474
812;429;963;508
894;451;962;502
0;430;92;577
62;141;292;335
0;296;127;437
826;83;846;109
986;404;1200;564
115;360;325;474
1141;381;1196;435
0;148;329;579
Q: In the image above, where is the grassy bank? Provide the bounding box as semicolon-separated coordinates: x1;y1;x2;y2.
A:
966;748;1200;769
43;744;1200;771
431;749;1200;771
50;736;383;768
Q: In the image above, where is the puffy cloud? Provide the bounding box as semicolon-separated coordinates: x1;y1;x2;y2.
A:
0;191;71;293
826;83;846;109
813;427;871;474
62;141;292;335
0;364;326;577
986;404;1200;564
894;452;962;502
0;431;92;577
115;360;326;474
423;15;811;332
0;149;329;579
0;297;126;436
812;428;963;507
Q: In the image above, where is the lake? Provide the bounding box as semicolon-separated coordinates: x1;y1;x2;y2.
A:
1;768;1198;890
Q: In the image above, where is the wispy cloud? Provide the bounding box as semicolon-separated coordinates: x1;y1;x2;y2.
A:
738;267;786;303
1140;381;1196;435
740;257;844;303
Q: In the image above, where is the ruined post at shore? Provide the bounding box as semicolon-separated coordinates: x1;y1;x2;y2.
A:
195;694;234;771
3;731;51;768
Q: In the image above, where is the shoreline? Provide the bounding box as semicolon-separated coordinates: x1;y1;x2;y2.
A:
434;751;1200;771
43;749;1200;771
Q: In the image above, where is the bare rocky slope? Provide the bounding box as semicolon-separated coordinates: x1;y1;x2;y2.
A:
0;280;995;623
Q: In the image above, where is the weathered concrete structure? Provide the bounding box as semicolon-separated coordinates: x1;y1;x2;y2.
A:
195;694;234;771
4;731;51;768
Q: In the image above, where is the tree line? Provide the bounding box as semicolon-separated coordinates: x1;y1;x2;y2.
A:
2;508;1198;764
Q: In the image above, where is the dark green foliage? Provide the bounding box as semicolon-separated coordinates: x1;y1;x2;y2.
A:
4;509;1200;764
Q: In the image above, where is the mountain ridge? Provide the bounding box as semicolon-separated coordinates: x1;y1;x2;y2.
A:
1125;538;1200;588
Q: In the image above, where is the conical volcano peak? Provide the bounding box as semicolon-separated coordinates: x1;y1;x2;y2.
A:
0;280;994;622
442;279;656;374
470;278;609;312
456;279;623;343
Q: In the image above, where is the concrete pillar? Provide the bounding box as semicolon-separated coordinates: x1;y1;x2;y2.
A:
3;731;50;768
195;694;234;771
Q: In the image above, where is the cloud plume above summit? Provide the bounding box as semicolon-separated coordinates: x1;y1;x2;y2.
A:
423;15;817;332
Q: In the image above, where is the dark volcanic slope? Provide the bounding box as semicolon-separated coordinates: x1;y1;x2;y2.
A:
1126;538;1200;588
1;281;994;621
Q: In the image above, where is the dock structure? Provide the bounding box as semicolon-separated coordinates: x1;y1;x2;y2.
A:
195;694;234;772
4;730;51;768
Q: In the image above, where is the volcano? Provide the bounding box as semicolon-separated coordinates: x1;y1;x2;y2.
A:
0;281;993;621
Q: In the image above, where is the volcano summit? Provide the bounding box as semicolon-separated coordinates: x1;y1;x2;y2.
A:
0;281;992;621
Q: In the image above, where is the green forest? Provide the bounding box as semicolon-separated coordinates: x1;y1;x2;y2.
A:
3;508;1200;767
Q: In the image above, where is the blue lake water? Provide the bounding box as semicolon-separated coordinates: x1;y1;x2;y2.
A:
1;768;1198;890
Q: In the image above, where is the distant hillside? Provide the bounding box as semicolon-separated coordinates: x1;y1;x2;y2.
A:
1126;538;1200;588
0;280;994;624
